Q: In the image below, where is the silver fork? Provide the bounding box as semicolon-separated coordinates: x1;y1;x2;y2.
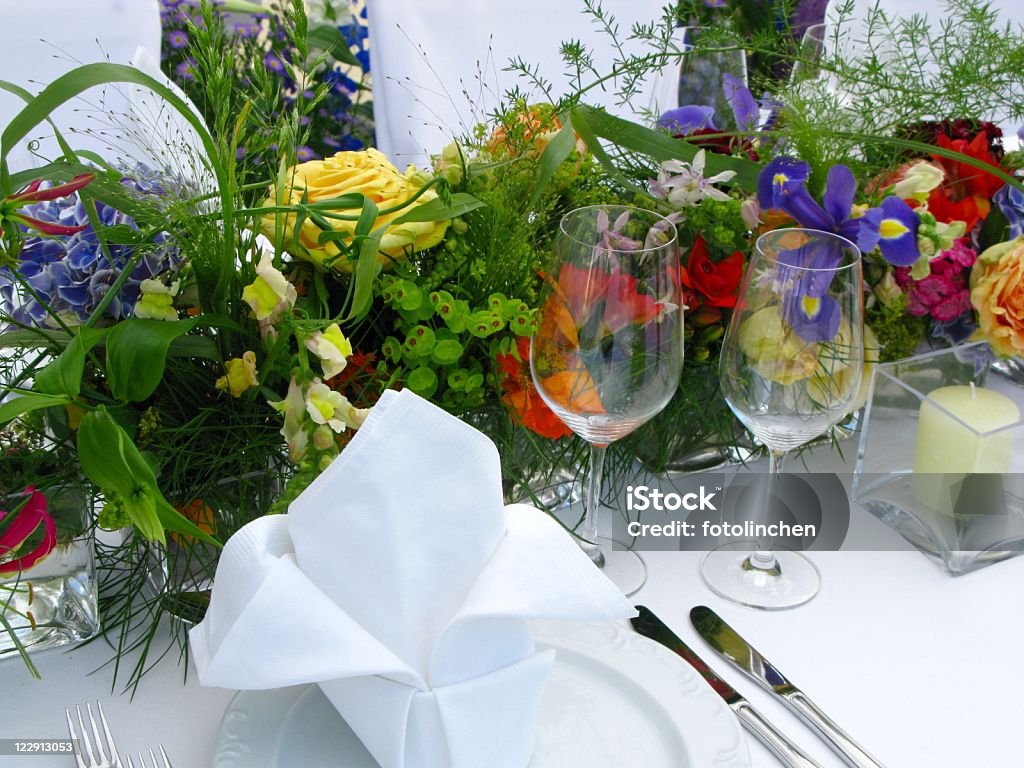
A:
65;701;121;768
125;746;172;768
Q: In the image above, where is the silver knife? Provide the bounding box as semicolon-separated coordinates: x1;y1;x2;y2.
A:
691;605;886;768
632;606;824;768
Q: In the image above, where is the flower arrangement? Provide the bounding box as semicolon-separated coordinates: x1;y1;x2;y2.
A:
2;0;1024;683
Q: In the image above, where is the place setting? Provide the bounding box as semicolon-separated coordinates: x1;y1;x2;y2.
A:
2;0;1024;766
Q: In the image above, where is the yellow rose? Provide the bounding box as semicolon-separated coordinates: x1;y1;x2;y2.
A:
970;236;1024;357
738;307;818;384
262;148;449;270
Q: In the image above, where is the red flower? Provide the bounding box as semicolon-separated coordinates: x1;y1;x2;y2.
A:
0;487;57;577
927;132;1005;229
496;337;572;440
0;173;96;239
549;263;665;336
680;238;744;309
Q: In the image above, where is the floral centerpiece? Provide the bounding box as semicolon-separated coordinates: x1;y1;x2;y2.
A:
2;0;1024;683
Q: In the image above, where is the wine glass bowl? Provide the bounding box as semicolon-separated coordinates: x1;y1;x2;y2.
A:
703;228;864;609
530;205;683;595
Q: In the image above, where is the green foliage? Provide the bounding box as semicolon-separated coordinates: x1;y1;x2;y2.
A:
773;0;1024;178
868;295;929;362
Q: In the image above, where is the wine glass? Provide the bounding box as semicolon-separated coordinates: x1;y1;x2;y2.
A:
703;228;864;609
530;205;683;596
789;23;827;85
677;26;748;128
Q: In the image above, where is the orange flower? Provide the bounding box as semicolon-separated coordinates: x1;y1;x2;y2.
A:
970;236;1024;357
537;367;604;416
497;337;573;439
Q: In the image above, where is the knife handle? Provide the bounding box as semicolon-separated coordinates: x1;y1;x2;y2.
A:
783;691;886;768
731;700;825;768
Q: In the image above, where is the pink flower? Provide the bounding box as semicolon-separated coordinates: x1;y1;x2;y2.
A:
895;239;977;322
0;487;57;577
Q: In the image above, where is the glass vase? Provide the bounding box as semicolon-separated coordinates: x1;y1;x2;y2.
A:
1;484;99;658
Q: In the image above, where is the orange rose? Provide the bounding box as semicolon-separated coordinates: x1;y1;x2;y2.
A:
970;236;1024;356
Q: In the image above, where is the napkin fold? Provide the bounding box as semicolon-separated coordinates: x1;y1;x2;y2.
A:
190;389;634;768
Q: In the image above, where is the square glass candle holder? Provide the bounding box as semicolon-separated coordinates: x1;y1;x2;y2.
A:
853;343;1024;575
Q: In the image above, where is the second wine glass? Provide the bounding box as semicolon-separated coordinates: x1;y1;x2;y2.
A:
530;205;683;596
704;228;864;609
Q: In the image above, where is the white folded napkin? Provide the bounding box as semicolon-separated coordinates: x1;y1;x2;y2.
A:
190;389;634;768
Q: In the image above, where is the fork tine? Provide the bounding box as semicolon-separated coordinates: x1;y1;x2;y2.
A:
87;703;110;764
96;701;121;766
124;755;134;768
77;705;99;767
158;745;172;768
65;708;88;768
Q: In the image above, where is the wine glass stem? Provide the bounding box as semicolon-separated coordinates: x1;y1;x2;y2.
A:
747;449;787;573
582;442;608;568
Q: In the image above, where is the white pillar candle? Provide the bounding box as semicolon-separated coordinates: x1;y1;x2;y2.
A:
913;384;1020;514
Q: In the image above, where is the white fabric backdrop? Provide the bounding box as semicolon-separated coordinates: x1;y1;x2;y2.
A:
0;0;161;171
367;0;672;167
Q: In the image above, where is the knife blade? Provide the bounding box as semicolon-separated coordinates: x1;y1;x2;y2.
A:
690;605;886;768
632;606;823;768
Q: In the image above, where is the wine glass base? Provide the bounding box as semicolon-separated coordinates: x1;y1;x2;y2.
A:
700;541;820;610
593;537;648;597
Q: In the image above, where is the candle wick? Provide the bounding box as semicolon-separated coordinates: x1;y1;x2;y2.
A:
970;381;976;399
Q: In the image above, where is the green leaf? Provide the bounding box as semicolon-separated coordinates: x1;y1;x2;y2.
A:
77;408;165;543
307;23;362;68
353;196;379;237
569;104;761;193
33;327;107;398
106;319;197;402
529;119;578;208
391;193;485;225
155;498;221;548
431;339;464;365
166;334;221;360
344;229;384;322
0;393;72;426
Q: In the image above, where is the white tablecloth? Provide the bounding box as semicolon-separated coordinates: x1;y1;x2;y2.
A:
3;446;1024;767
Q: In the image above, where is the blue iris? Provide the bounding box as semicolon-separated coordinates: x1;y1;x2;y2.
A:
758;157;921;267
778;239;843;343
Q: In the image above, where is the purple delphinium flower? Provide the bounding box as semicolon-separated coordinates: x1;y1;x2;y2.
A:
657;105;717;135
995;184;1024;239
932;314;978;347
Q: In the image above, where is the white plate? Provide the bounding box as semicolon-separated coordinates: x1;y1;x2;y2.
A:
212;621;750;768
